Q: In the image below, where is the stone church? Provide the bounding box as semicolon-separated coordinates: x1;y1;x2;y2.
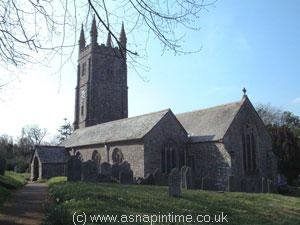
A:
30;18;277;192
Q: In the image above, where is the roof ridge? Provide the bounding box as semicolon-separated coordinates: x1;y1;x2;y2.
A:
37;145;65;148
65;108;173;147
177;100;242;116
74;108;170;132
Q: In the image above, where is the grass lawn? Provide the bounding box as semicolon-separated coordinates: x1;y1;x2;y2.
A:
45;177;300;225
0;171;29;211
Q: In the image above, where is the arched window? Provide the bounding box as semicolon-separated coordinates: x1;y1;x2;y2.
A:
242;124;257;173
75;151;83;161
161;140;178;173
112;148;124;164
92;150;101;165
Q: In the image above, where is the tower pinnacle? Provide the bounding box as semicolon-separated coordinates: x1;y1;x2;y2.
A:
90;15;98;45
119;22;127;49
79;24;86;51
106;32;112;47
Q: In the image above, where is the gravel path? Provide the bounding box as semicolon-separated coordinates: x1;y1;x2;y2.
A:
0;183;48;225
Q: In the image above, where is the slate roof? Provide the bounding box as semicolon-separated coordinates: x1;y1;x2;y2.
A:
176;99;245;142
64;109;170;148
35;146;69;163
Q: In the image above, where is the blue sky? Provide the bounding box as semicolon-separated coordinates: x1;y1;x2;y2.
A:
131;0;300;116
0;0;299;138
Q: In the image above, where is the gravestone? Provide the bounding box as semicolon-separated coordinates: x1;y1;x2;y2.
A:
111;163;120;180
99;162;112;182
201;177;205;190
181;166;193;189
143;173;155;185
277;174;288;186
118;161;133;184
111;161;131;181
267;179;273;193
153;169;161;185
81;160;98;182
119;170;134;184
153;169;168;186
240;179;246;192
67;156;82;181
201;177;216;191
0;157;6;175
119;161;130;171
261;177;267;193
228;175;234;192
136;177;144;185
168;168;181;197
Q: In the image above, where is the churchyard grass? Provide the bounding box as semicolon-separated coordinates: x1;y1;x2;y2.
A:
0;171;28;189
0;171;28;211
45;177;300;225
47;176;67;187
0;185;10;212
288;186;300;197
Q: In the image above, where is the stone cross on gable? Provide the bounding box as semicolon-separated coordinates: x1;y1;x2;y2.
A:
242;87;247;96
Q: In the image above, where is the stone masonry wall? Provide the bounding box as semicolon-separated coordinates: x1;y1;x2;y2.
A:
75;44;128;129
188;142;231;191
143;111;188;176
41;163;67;179
223;97;275;192
70;140;144;178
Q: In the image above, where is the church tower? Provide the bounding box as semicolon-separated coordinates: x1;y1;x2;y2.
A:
73;17;128;129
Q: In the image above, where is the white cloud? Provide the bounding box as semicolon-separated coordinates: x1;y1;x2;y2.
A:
291;97;300;105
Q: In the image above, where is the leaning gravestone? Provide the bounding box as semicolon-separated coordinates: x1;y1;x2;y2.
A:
142;173;155;185
153;168;168;186
81;160;98;182
67;156;82;181
168;168;181;197
181;166;193;189
136;177;144;185
99;162;112;182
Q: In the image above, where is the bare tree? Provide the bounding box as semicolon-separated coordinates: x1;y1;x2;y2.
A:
256;103;283;126
21;125;47;146
256;103;300;136
0;0;217;68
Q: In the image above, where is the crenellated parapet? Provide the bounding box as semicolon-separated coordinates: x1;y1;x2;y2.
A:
78;17;127;60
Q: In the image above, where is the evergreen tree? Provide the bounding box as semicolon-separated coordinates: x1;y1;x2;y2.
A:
57;118;73;143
